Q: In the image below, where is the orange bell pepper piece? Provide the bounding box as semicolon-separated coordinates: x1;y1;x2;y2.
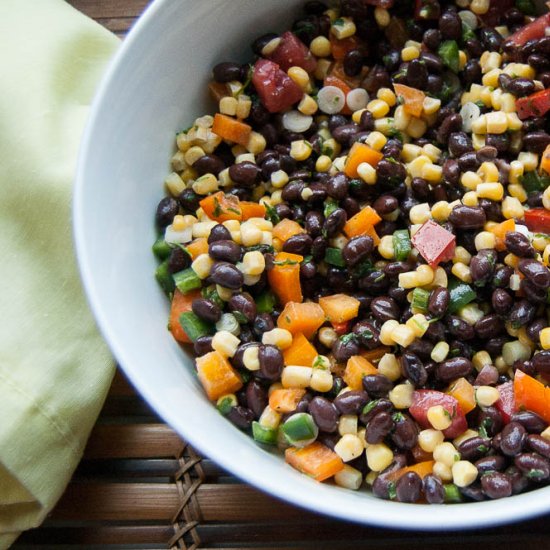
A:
240;201;267;221
285;442;344;481
283;332;318;367
394;83;426;118
343;355;378;389
269;388;307;413
268;252;303;305
272;218;305;242
277;301;325;338
514;370;550;423
344;142;384;178
319;294;360;324
199;191;242;222
169;289;202;344
387;460;435;482
196;351;243;401
540;143;550;175
185;237;209;260
343;205;382;243
487;218;515;252
447;377;476;415
211;113;252;146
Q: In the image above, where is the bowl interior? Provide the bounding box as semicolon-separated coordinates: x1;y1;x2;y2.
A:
75;0;550;530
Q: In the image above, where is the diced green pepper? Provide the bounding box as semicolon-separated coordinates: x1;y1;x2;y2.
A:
438;40;460;73
152;237;173;260
448;279;477;314
324;198;339;218
324;247;346;267
178;311;213;342
256;291;276;313
412;287;430;313
461;21;476;42
281;413;319;446
252;421;278;445
216;394;237;415
393;229;412;262
155;260;175;295
173;267;202;294
443;483;463;503
521;171;550;195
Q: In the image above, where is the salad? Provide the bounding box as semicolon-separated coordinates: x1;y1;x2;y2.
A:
153;0;550;504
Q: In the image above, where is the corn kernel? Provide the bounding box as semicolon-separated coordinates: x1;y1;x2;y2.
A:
433;442;460;467
379;319;399;346
507;112;523;131
246;131;266;155
504;253;519;269
409;203;432;225
236;95;252;119
482;68;502;88
416;264;434;286
212;330;240;358
459;49;468;70
477;182;504;201
377;87;396;106
418;429;445;453
484;111;507;134
261;36;281;56
401;45;420;61
422;163;443;183
461;191;478;206
331;17;356;39
471;114;487;134
422;96;441;116
398;271;420;289
452;460;478;488
402;143;422;162
259;405;281;429
287;66;311;93
339;414;358;436
407;155;431;178
427;405;452;431
290;140;312;161
544;187;550;210
470;0;490;14
422;144;442;162
319;327;338;349
392;324;416;347
540;328;550;350
460;171;482;191
365;131;387;151
164;172;186;196
191;253;214;279
406;314;429;338
281;366;312;388
262;328;293;350
503;63;535;79
475;385;500;407
501;196;524;219
367;99;390;119
271;169;289;189
240;221;263;246
374;6;390;27
310;368;333;393
433;461;453;482
314;58;332;81
431;342;450;363
366;443;393;471
216;284;234;302
541;427;550;441
393;104;411;132
389;383;414;409
508;184;527;203
184;146;206;166
298;94;318;116
474;231;496;251
377;353;401;382
499;93;517;113
377;235;395;260
518;152;539;171
310;36;331;57
452;262;472;283
243;346;260;371
315;154;332;172
407;116;427;139
334;464;363;490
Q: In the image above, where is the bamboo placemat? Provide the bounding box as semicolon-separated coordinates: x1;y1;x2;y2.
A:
14;1;550;548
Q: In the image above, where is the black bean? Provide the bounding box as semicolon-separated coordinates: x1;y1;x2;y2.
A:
515;452;550;481
485;133;509;154
343;48;364;77
437;113;462;144
359;109;374;131
436;357;473;382
493;265;513;288
505;465;529;494
519;258;550;289
246;381;268;419
323;208;347;238
226;406;255;429
229;161;261;187
253;313;274;337
449;205;486;229
427;287;449;317
439;8;461;39
177;189;200;213
448;132;473;157
228;292;256;323
533;351;550;376
334;390;369;415
489;291;511;318
504;231;535;258
365;411;394;444
476;146;498;163
528;54;550;71
424;320;446;343
522;279;548;304
426;73;444;95
166;247;189;273
406;340;433;361
190;298;220;323
463;59;481;86
449;339;474;360
474;364;499;387
460;483;487;502
475;314;504;340
362;64;391;94
447;316;475;340
210;261;244;290
504;77;536;98
369;296;399;323
155;197;178;227
500;422;526;457
194;154;225;176
509;299;536;329
419;51;443;74
194;335;213;356
332;336;360;363
362;374;392;397
458;436;490;462
395;472;422;503
326;174;349;200
372;194;398;215
481;472;512;499
308;397;339;433
376;159;407;183
360;398;393;425
421;474;444;504
457;151;480;172
209;240;241;263
311;236;327;261
358;270;389;294
384;261;413;278
300;261;316;279
475;455;507;474
526;435;550;459
257;344;283;381
251;33;278;56
527;318;547;343
400;352;428;387
332;124;360;147
283;233;312;255
513;359;536;377
442;159;460;185
391;413;418;450
470;249;496;286
352;320;380;349
212;61;242;83
207;224;230;244
479;28;502;52
523;131;550;154
465;38;483;58
406;59;428;89
342;236;373;267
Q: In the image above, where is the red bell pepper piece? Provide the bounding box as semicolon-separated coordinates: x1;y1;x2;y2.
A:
516;89;550;120
524;208;550;234
505;13;550;48
495;381;516;424
252;59;303;114
331;321;350;335
409;390;467;439
268;32;317;74
411;219;456;268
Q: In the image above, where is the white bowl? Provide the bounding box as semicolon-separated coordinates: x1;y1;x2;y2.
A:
74;0;550;530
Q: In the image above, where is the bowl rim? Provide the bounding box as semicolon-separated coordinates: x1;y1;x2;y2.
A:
74;0;550;531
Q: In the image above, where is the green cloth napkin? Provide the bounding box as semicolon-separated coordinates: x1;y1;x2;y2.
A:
0;1;119;547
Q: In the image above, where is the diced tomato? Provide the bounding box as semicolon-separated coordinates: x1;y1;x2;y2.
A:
269;31;317;73
332;321;350;335
524;208;550;234
252;59;303;113
495;381;516;424
516;89;550;120
409;390;467;439
414;0;440;20
411;220;456;268
505;13;550;48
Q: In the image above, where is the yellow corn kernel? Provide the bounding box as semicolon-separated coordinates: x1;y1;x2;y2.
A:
452;460;478;488
365;131;387;151
298;94;318;116
472;133;485;151
219;96;238;116
164;172;186;196
407;155;431;178
339;414;358;437
376;88;395;107
431;201;452;222
508;160;525;185
459;50;467;71
433;461;453;482
499;93;517;113
315;154;332;172
357;162;377;185
334;464;363;490
462;191;479;206
310;35;331;57
191;253;214;279
374;6;390;27
373;117;394;135
480;87;493;107
472;351;492;372
506;112;523;131
407;117;427;139
474;231;496;251
367;99;390;119
236;95;252;120
508;184;527;203
351;108;366;124
270;169;289;189
212;330;240;358
471;114;487;135
281;366;312;388
422;163;443;183
480;51;502;73
453;246;472;265
519;152;539;171
377;353;401;382
485;111;508;134
402;143;422;162
192;173;219;195
471;0;490;14
406;314;429;338
288;66;311;92
389;383;414;409
431;341;450;363
379;320;399;346
246;131;266;155
392;324;416;347
418;429;445;453
409;203;432;225
434;442;460;467
422;144;442;162
422;96;441;116
540;329;550;351
290;140;312;161
461;171;483;191
240;221;263;246
366;443;393;472
331;17;356;39
401;45;420;61
398;271;420;289
314;58;332;81
319;327;338;349
503;63;535;79
501;196;524;219
378;235;395;260
427;405;452;431
478;162;499;183
477;182;504;201
310;368;334;393
475;386;501;407
543;186;550;211
482;68;502;87
452;262;472;283
394;104;411;131
184;145;205;165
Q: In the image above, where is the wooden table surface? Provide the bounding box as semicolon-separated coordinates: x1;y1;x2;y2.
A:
14;1;550;548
